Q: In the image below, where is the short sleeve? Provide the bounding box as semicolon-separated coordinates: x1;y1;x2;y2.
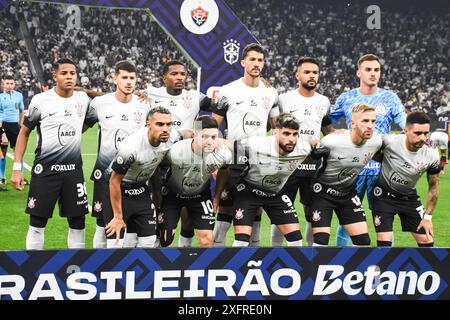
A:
23;95;42;130
84;98;99;127
111;143;136;175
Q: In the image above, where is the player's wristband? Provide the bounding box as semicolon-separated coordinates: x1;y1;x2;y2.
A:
13;162;22;171
423;213;433;221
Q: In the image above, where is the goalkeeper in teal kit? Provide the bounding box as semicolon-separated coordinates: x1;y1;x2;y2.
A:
330;54;406;246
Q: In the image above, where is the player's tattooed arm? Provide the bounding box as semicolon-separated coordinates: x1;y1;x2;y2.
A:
425;173;439;215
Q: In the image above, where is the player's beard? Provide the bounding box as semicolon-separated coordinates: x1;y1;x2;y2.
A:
413;141;425;149
302;81;317;90
279;142;295;154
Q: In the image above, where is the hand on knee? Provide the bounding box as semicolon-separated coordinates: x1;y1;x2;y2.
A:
198;232;213;247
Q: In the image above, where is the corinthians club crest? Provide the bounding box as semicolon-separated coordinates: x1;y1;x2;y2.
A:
191;6;208;26
223;39;240;65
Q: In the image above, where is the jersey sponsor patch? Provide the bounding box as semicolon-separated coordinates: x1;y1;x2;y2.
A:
242;113;261;135
114;129;128;150
389;172;409;185
57;124;77;146
94;169;102;180
373;186;382;197
313;182;322;193
262;175;283;188
34;164;43;175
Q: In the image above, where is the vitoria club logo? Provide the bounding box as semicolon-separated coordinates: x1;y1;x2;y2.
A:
180;0;219;35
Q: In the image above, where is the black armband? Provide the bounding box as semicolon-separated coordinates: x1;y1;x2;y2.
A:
427;165;441;176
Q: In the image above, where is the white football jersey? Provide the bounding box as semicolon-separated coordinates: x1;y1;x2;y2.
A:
110;127;180;184
213;79;279;140
145;86;209;130
278;90;330;142
85;93;150;180
165;139;232;195
318;131;383;192
239;135;311;193
24;88;91;176
377;134;440;196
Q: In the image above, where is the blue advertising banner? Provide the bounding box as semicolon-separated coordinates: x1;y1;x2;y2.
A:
0;247;449;300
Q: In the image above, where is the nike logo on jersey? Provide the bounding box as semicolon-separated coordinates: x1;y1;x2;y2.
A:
337;156;346;160
289;110;298;113
209;221;215;225
105;115;115;119
48;112;57;117
154;100;164;104
236;101;245;105
389;155;398;159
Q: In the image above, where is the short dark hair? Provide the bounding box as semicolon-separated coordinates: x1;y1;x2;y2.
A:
242;43;265;59
194;115;218;131
2;75;14;81
115;60;137;75
162;60;185;76
297;56;319;68
147;106;171;120
53;58;77;72
357;54;380;68
275;113;300;130
406;111;431;126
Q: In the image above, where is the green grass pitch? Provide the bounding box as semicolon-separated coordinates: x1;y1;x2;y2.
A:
0;125;448;250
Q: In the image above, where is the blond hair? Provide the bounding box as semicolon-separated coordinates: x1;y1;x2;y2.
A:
352;103;375;114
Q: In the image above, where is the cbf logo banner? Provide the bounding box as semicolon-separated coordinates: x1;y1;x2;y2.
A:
5;0;258;93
